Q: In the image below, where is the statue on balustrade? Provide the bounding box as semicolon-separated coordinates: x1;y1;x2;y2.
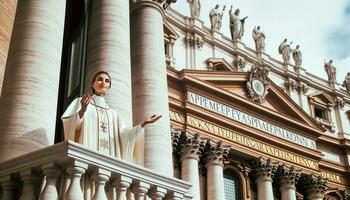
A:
252;26;265;57
62;71;161;162
209;4;225;31
187;0;200;18
229;7;248;43
324;59;336;83
292;45;302;68
278;38;292;66
343;72;350;93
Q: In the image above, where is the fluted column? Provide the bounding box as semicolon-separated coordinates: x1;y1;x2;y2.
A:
276;165;301;200
253;158;278;200
0;0;66;162
84;0;133;124
0;0;17;93
179;132;201;200
300;175;327;200
204;141;228;200
39;163;61;200
0;176;17;200
131;0;173;175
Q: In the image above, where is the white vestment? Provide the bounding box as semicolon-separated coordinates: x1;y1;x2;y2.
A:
61;95;143;162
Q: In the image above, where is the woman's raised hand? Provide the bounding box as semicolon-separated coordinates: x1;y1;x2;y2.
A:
79;93;91;118
141;114;162;128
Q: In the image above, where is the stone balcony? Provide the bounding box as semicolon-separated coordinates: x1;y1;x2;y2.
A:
0;141;192;200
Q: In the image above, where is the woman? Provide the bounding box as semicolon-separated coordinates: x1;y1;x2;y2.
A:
62;71;161;161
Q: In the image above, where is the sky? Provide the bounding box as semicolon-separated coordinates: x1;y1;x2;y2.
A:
172;0;350;84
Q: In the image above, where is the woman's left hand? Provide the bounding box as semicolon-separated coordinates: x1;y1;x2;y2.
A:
141;114;162;127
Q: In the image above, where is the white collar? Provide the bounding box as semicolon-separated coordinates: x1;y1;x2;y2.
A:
91;95;109;109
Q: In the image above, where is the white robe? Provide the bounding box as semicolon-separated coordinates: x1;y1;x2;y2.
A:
61;96;143;162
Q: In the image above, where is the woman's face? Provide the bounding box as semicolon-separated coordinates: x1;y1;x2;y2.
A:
92;73;111;96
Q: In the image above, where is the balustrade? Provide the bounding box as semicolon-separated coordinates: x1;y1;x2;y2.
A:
0;141;192;200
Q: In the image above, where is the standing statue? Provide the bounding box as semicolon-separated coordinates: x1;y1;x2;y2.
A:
209;5;225;31
292;45;302;68
343;72;350;93
187;0;200;18
229;7;248;43
252;26;265;57
278;38;292;66
324;59;336;83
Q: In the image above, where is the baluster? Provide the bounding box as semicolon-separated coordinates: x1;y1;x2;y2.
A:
39;163;61;200
132;181;150;200
0;176;17;200
19;169;38;200
166;192;184;200
92;168;110;200
112;175;132;200
64;161;88;200
150;186;167;200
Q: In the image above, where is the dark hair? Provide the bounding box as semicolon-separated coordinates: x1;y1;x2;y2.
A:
90;71;112;94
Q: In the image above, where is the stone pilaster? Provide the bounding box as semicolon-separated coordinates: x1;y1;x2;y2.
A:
300;174;327;200
0;0;66;162
204;140;229;200
253;157;278;200
130;0;173;175
84;0;133;125
277;165;301;200
179;132;202;200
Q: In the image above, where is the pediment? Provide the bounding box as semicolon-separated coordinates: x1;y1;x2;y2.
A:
170;69;325;137
308;91;335;107
164;22;179;41
206;58;235;71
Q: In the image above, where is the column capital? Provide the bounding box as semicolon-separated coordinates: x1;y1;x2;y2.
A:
204;140;229;167
300;174;328;199
179;132;202;161
276;165;302;190
253;157;278;182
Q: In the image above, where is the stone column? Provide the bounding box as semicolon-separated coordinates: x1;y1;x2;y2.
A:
277;165;301;200
300;175;327;200
179;132;202;200
130;0;173;175
204;141;228;200
84;0;133;125
253;158;278;200
0;0;17;93
0;0;66;162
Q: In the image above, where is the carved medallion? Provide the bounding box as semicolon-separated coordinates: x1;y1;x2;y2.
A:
246;61;271;103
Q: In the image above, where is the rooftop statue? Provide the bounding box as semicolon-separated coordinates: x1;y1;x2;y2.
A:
343;72;350;93
252;26;265;57
292;45;302;68
278;38;293;66
229;7;248;45
324;59;336;83
209;4;225;31
187;0;200;18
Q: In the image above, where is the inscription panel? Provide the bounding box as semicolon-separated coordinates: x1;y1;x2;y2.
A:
188;92;317;149
187;115;319;170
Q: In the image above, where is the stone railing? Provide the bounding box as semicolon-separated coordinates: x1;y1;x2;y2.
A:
0;141;192;200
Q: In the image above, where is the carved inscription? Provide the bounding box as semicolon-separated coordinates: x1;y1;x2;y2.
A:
187;115;319;170
188;92;316;149
320;171;342;184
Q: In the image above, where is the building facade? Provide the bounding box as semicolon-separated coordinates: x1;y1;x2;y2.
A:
0;0;349;199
